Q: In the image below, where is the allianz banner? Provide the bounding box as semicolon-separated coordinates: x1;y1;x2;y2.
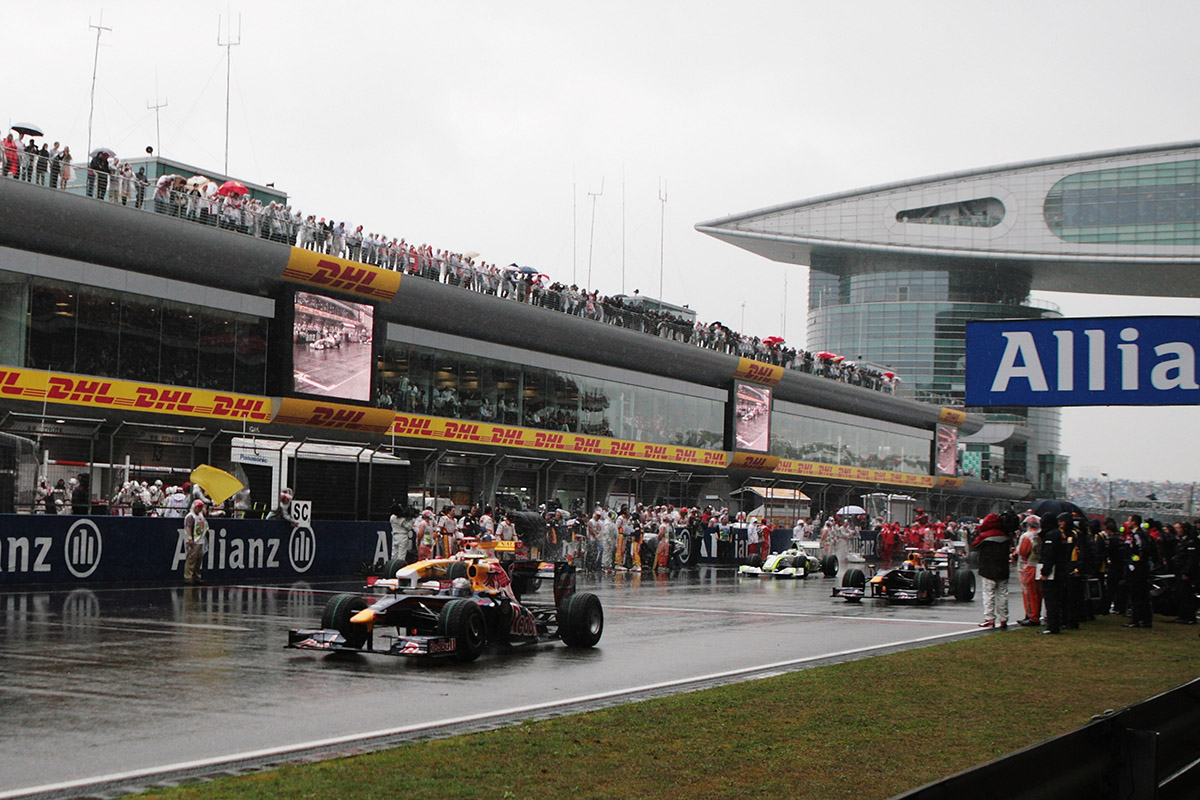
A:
966;316;1199;407
0;516;397;586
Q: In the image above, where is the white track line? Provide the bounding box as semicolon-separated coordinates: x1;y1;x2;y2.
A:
604;603;977;625
0;628;972;799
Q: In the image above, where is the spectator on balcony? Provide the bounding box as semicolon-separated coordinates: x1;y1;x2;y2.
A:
4;134;21;177
35;143;49;185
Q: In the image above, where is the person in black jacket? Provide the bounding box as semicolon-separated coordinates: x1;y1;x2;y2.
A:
1102;518;1128;615
1169;521;1198;624
1038;512;1073;634
1124;514;1154;628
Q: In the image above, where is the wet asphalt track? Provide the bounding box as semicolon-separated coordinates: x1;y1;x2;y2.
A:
0;566;987;798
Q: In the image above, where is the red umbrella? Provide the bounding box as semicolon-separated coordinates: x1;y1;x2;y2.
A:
217;180;248;197
816;351;836;360
882;371;896;379
763;336;785;345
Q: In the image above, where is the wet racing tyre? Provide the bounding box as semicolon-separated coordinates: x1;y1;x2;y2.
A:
321;592;369;649
748;554;763;569
915;570;937;602
843;568;866;589
822;555;839;578
438;599;486;662
446;561;469;581
382;558;406;579
953;569;977;601
558;592;603;648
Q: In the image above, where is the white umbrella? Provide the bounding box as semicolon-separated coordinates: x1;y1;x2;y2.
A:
836;505;867;515
12;122;44;137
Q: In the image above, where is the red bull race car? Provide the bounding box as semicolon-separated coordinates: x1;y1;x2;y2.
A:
287;543;603;662
832;546;976;604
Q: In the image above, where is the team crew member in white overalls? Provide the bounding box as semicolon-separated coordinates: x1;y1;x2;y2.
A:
184;500;209;584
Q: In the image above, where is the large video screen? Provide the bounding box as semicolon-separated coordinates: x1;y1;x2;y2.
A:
732;382;772;453
292;291;375;402
934;423;959;476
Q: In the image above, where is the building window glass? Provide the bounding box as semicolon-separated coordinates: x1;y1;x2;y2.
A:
896;197;1004;227
1045;159;1200;243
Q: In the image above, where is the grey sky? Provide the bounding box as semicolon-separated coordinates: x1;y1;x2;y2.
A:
8;0;1198;482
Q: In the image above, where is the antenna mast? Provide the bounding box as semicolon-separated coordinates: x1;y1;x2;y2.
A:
658;178;667;301
586;178;604;291
147;72;168;157
86;13;112;158
217;13;241;175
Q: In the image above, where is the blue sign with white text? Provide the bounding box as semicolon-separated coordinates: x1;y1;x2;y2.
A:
966;316;1200;407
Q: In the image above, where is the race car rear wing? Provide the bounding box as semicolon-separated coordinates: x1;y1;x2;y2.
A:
510;559;576;607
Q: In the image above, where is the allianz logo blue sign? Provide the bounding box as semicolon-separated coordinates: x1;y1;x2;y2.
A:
966;316;1199;407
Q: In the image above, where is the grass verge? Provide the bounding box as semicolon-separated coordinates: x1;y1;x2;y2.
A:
129;615;1199;800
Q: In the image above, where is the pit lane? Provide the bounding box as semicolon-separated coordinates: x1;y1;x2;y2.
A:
0;567;986;799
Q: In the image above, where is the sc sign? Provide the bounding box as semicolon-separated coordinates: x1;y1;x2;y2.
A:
966;316;1199;407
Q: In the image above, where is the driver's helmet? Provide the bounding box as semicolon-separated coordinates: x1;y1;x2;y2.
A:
902;560;916;570
450;577;472;596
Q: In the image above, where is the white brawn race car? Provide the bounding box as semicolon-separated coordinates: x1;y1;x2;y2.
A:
738;540;839;579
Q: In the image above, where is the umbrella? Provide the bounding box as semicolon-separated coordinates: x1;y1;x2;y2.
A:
836;505;867;515
464;251;480;260
1027;498;1087;530
156;173;182;187
763;336;785;345
217;180;248;197
89;146;116;158
189;464;244;506
11;122;44;137
882;371;896;379
518;265;539;275
816;351;837;360
187;175;210;187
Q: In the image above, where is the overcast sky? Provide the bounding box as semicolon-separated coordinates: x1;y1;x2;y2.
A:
7;1;1198;483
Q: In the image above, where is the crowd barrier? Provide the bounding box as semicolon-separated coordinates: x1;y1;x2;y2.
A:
892;677;1200;800
0;514;394;586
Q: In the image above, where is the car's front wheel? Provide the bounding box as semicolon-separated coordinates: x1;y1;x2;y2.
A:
438;599;486;662
321;593;369;649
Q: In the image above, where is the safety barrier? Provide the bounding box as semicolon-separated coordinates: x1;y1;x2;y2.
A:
892;677;1200;800
0;514;394;586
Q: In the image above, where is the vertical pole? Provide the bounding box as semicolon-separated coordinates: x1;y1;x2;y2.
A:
217;14;241;176
658;178;667;302
86;14;112;159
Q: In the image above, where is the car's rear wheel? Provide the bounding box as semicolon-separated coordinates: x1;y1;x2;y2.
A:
953;569;977;601
822;555;839;577
446;561;469;581
843;568;866;589
558;592;603;648
748;554;763;569
321;593;369;649
437;599;486;662
382;557;406;579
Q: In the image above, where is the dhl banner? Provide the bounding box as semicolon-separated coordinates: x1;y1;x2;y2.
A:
282;247;401;302
728;451;781;471
275;398;396;434
388;413;731;468
775;458;937;489
0;367;276;424
0;367;945;491
733;357;784;386
937;407;967;427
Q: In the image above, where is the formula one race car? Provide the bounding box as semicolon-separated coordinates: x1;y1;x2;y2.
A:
832;546;975;604
738;540;838;579
287;549;602;662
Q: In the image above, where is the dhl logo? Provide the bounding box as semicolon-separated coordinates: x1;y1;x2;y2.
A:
643;445;668;459
47;377;115;404
0;371;27;396
738;456;771;470
490;427;524;445
444;422;483;441
534;432;566;449
610;442;636;457
735;358;783;386
392;416;433;436
674;448;699;463
283;249;400;301
213;395;270;420
574;437;602;454
309;260;379;294
307;406;367;429
703;452;727;466
816;464;835;476
135;387;195;412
